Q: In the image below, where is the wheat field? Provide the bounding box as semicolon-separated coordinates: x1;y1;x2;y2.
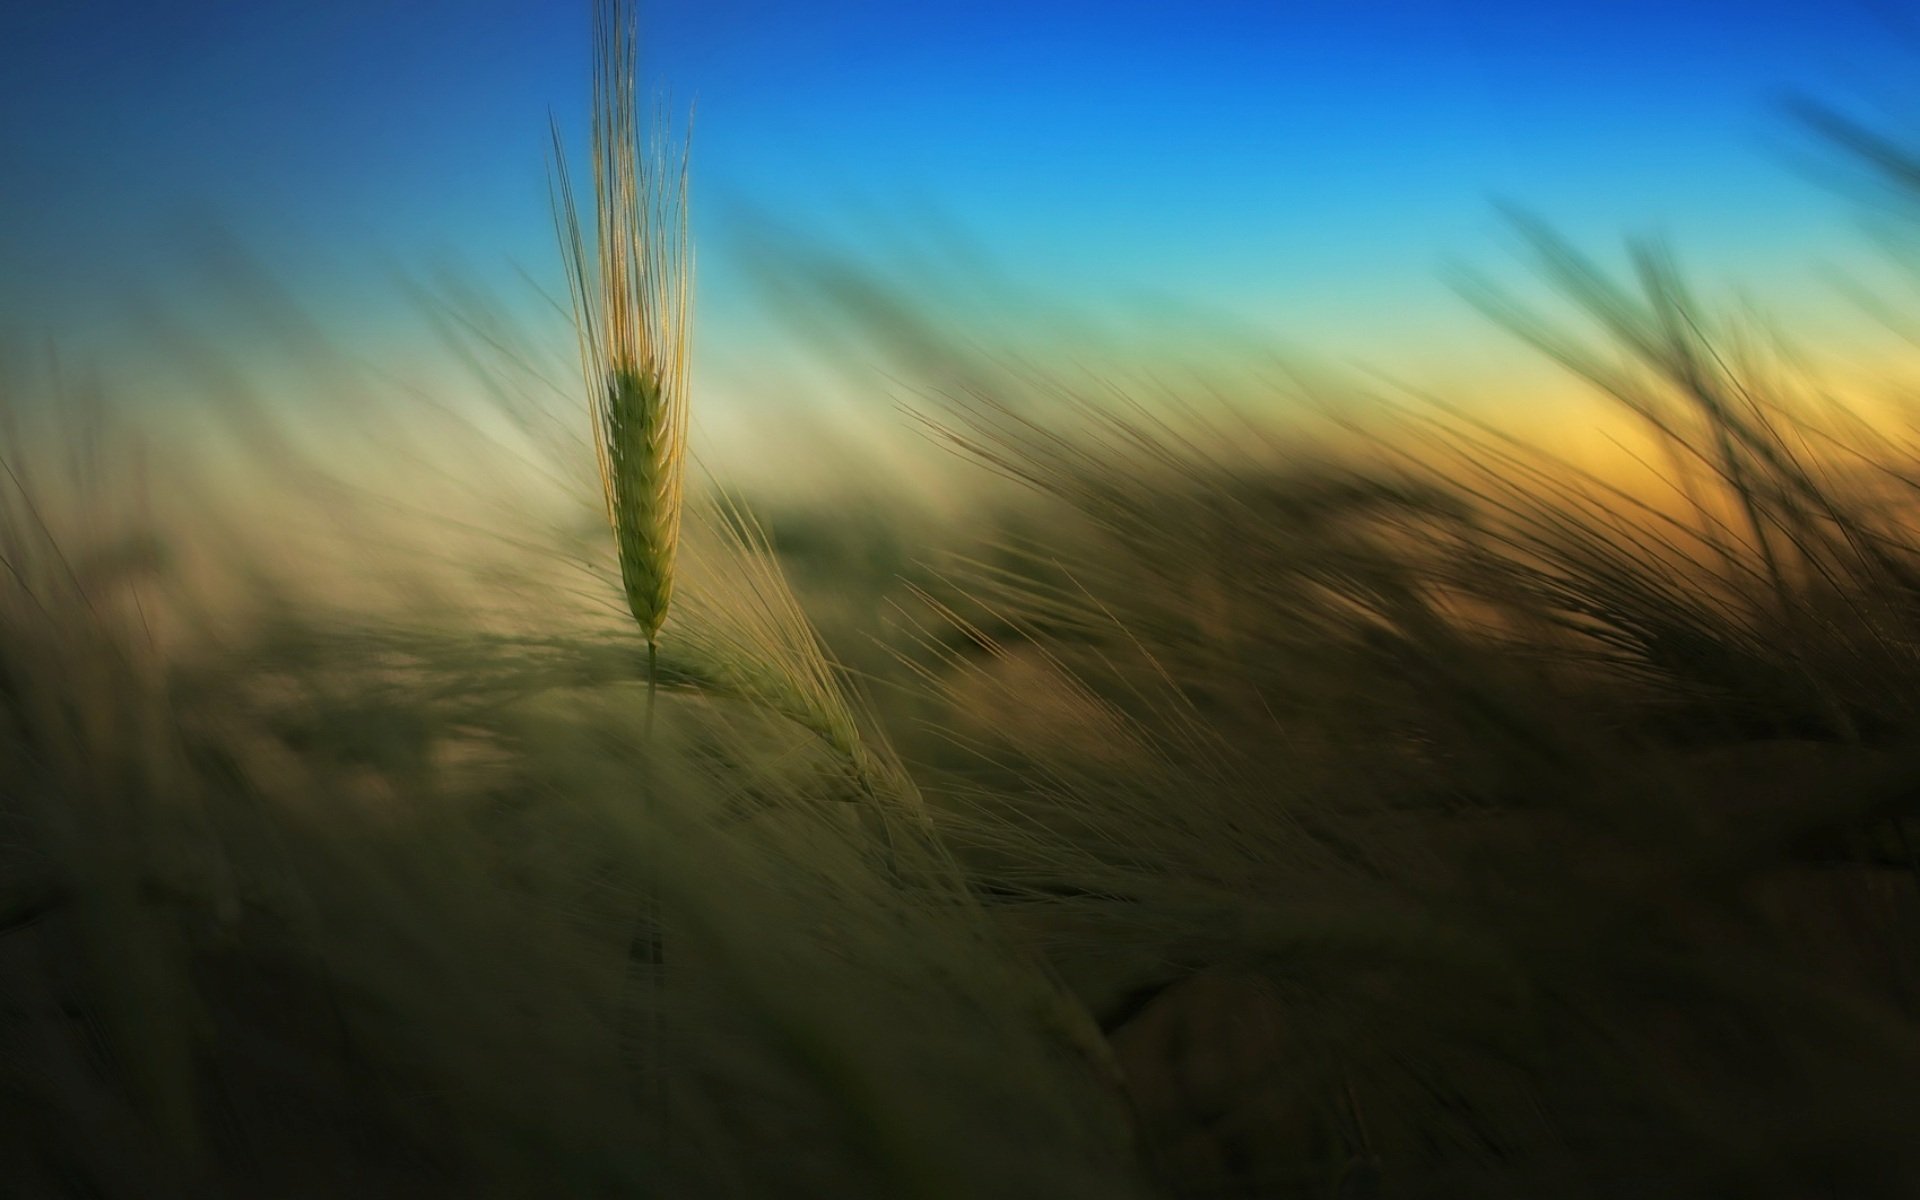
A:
7;3;1920;1198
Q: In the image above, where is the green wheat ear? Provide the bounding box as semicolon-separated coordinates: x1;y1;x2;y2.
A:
551;0;693;650
606;363;682;641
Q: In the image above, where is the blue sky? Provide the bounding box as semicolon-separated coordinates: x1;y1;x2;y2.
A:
4;0;1916;412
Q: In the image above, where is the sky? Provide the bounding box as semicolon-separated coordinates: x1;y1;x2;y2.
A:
4;0;1919;437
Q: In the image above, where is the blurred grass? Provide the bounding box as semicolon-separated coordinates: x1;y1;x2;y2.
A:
12;87;1920;1200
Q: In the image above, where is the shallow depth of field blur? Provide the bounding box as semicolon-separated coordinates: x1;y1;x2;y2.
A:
12;3;1920;1197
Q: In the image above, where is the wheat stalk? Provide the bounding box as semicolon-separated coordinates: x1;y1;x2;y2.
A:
550;0;692;656
547;0;693;1127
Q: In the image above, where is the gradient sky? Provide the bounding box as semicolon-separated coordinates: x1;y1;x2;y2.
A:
5;0;1918;425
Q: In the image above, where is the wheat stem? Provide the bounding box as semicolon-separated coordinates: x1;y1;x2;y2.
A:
550;0;691;1136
